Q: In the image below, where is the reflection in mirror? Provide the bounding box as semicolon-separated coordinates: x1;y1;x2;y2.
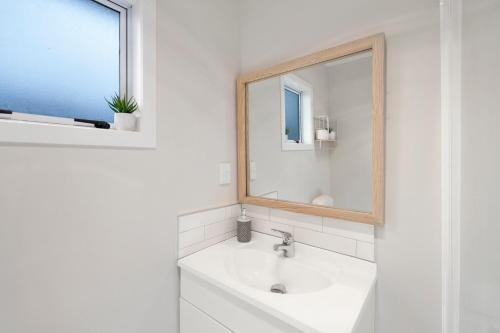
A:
247;51;373;212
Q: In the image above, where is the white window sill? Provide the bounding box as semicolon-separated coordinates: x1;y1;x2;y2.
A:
0;119;155;148
282;142;314;151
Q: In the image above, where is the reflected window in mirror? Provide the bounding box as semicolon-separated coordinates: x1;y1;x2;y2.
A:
280;74;313;151
284;87;301;142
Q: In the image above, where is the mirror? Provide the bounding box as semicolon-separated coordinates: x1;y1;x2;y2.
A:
237;34;385;225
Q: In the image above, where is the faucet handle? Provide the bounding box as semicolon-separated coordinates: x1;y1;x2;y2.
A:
271;229;293;244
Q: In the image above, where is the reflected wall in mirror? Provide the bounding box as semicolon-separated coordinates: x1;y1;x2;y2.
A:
237;34;385;225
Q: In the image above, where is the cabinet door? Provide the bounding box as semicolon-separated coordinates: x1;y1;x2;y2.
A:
180;298;233;333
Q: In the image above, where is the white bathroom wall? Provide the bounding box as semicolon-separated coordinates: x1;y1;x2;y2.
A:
240;1;442;333
177;204;241;258
327;57;373;212
248;66;332;204
460;0;500;331
0;1;240;332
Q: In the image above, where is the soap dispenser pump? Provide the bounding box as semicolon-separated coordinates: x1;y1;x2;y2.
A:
237;208;252;242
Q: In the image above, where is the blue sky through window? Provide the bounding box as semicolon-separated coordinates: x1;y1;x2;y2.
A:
285;88;300;142
0;0;120;122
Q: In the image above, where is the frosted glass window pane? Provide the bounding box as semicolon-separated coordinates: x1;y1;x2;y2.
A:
0;0;121;123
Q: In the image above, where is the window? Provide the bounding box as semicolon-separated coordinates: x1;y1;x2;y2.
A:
0;0;126;123
284;87;301;142
280;74;313;151
0;0;156;148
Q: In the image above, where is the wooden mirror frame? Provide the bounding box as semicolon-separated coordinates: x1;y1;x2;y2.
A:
237;34;385;226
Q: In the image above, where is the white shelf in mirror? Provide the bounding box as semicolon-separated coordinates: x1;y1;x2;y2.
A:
315;138;336;149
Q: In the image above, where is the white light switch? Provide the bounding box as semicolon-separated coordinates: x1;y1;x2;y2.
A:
250;161;257;181
219;162;231;185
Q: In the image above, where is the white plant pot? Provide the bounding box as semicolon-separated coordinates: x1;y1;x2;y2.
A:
329;131;337;141
114;113;136;131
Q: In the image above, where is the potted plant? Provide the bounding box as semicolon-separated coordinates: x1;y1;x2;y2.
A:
106;94;139;131
285;128;290;141
328;127;336;141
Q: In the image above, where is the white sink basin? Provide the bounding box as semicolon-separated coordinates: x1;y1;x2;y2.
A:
178;232;376;333
225;248;333;294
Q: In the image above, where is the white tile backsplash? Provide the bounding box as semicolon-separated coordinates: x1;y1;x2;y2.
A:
356;241;375;261
205;219;236;239
178;207;226;232
179;227;204;249
178;204;240;258
245;204;375;262
178;230;237;258
243;204;270;220
323;217;374;243
226;204;242;219
294;227;357;256
251;218;294;237
270;209;323;231
177;203;375;262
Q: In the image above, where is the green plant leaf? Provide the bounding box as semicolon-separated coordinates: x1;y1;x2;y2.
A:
105;93;139;114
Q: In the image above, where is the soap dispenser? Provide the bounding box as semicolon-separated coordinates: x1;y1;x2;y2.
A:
237;208;252;242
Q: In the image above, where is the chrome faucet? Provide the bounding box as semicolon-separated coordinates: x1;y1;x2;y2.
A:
272;229;295;257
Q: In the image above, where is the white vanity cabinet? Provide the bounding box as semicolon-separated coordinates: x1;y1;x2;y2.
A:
180;299;231;333
179;271;303;333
